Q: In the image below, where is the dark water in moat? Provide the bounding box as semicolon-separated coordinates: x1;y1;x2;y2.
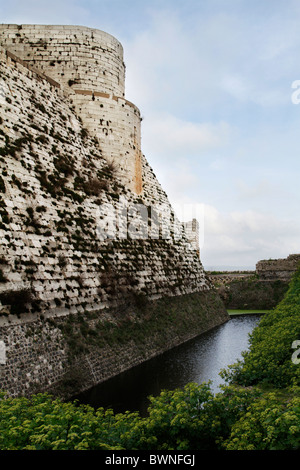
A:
74;314;261;416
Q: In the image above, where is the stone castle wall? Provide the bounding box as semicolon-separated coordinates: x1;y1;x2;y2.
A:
0;29;229;398
0;292;227;399
256;254;300;280
183;218;200;255
0;42;209;317
0;24;125;96
0;24;142;193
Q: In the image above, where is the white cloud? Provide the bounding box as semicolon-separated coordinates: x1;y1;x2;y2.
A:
200;204;300;268
236;179;275;200
209;158;226;171
123;3;300;118
221;73;289;107
139;113;233;217
142;113;232;158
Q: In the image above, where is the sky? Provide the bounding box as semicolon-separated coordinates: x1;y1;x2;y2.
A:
1;0;300;269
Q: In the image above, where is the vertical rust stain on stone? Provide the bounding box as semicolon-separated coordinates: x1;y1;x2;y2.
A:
134;149;143;194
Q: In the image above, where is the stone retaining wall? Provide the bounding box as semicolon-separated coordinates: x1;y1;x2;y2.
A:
0;290;228;399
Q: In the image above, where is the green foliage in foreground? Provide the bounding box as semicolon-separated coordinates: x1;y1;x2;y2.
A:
224;386;300;450
0;267;299;450
0;384;299;450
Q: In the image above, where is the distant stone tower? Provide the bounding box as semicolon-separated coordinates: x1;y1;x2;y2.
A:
0;24;143;193
183;218;200;256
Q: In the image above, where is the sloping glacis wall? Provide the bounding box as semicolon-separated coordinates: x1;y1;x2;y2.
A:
0;31;228;399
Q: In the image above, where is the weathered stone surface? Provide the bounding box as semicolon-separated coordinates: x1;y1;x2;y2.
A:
0;24;140;193
256;254;300;280
0;290;227;399
0;26;228;398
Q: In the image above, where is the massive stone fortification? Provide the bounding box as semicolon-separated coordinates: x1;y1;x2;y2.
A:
0;24;228;399
0;24;142;193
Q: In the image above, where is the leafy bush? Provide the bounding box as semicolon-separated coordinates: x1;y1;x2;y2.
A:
139;382;260;450
224;389;300;450
0;390;156;450
0;383;256;450
1;382;297;450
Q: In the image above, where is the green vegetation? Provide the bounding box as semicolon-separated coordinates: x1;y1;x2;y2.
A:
0;269;299;450
223;266;300;388
227;309;271;315
52;290;225;360
0;382;298;450
222;277;289;310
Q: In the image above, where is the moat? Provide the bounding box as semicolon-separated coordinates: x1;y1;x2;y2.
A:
74;314;261;416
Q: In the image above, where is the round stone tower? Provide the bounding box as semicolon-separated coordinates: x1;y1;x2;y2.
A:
0;24;143;193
